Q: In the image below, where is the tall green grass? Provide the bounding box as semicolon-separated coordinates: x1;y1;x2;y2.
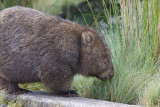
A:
32;0;84;15
1;0;159;106
73;0;160;106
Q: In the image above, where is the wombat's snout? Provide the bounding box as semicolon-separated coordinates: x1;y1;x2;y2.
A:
109;71;114;78
109;66;114;77
97;68;114;81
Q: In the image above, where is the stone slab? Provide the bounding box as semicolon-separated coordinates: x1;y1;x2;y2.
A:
2;91;143;107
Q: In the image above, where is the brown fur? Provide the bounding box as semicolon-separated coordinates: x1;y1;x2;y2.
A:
0;6;114;97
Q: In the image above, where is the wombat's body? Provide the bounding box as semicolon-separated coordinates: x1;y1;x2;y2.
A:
0;6;114;97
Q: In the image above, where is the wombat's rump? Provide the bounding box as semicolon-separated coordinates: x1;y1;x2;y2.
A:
0;6;114;97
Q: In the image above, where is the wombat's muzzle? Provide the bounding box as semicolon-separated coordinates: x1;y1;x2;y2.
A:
97;69;114;81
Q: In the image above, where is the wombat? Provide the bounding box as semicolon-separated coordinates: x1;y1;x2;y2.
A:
0;6;114;97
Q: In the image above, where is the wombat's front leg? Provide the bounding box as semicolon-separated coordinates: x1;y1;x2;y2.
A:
40;63;79;97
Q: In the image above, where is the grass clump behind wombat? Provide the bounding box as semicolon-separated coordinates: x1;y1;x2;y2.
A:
0;6;114;97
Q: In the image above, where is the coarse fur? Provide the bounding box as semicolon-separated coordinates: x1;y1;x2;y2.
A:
0;6;114;97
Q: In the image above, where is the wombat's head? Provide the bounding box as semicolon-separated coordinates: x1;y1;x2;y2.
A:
80;29;114;80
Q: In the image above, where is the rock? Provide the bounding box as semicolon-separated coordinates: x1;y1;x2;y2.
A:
1;91;143;107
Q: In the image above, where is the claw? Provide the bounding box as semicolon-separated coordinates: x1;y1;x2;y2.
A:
57;90;79;97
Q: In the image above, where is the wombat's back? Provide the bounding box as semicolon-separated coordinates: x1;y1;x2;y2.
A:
0;6;84;83
0;6;60;22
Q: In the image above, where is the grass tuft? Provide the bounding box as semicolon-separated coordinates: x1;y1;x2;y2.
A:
73;0;160;106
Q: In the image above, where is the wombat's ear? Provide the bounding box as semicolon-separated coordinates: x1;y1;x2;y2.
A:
81;31;94;45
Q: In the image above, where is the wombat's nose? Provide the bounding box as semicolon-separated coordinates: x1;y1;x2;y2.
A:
110;66;114;77
110;72;114;78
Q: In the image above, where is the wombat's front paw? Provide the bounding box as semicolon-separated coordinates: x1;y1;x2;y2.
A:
58;90;79;97
8;88;30;95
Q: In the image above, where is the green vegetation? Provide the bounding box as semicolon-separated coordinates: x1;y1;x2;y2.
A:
32;0;84;15
0;91;23;107
0;0;84;16
74;0;160;106
0;0;160;106
0;0;118;26
19;82;46;92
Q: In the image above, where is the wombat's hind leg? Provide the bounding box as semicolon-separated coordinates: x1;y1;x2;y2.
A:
0;77;30;94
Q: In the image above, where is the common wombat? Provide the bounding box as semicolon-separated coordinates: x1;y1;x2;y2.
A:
0;6;114;97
